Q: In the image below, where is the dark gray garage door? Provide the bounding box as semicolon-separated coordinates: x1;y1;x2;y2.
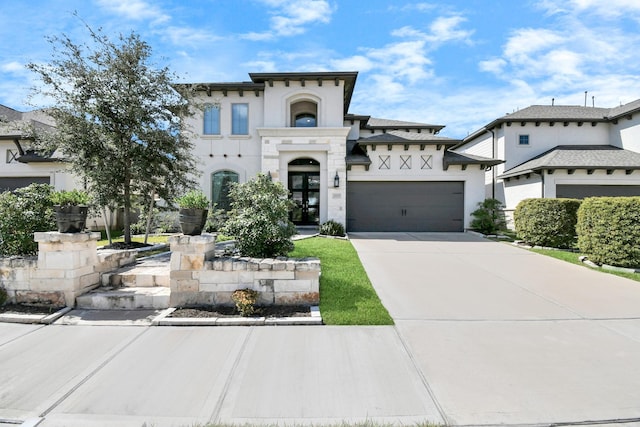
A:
347;181;464;232
556;184;640;199
0;177;50;192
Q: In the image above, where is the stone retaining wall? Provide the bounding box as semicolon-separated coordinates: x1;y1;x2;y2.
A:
0;232;137;307
169;234;320;307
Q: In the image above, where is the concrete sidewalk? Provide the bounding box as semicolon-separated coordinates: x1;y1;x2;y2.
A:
350;232;640;426
0;323;443;427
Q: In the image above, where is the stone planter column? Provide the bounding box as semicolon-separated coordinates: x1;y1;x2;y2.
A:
32;231;101;307
169;233;217;306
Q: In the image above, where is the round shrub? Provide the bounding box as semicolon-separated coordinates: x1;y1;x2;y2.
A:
0;183;56;256
514;198;581;248
319;220;345;237
221;174;297;258
0;287;7;306
577;197;640;268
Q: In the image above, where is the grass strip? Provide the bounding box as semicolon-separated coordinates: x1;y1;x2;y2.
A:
290;237;393;326
529;247;640;282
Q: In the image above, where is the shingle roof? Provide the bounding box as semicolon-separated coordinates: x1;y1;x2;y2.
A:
443;151;503;170
500;105;610;121
500;145;640;179
366;117;443;129
359;130;459;144
607;99;640;119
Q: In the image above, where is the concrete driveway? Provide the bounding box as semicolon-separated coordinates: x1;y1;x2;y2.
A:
350;232;640;426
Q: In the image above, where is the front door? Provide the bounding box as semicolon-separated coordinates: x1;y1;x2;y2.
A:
289;172;320;225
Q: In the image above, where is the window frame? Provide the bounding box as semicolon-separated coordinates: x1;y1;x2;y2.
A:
231;103;249;135
518;134;530;146
203;104;221;135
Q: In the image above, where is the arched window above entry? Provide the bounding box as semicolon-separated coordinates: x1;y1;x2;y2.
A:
290;100;318;127
295;113;316;127
211;170;239;211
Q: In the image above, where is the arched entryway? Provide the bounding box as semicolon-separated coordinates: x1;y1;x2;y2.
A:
288;158;320;225
211;170;238;211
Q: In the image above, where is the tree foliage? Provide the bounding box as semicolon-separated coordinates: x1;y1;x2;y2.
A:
27;22;198;244
0;184;55;256
470;198;506;234
222;174;297;258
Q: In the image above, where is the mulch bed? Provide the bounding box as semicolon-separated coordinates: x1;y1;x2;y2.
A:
102;242;152;250
0;304;63;315
169;305;310;318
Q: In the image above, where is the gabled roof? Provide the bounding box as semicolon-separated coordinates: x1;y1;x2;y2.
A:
607;99;640;120
499;145;640;179
501;105;610;121
345;140;372;169
366;117;444;131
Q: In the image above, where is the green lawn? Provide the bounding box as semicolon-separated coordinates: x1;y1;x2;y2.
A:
290;237;394;326
529;247;640;282
97;232;171;247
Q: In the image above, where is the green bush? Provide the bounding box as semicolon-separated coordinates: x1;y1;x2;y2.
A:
470;198;506;234
319;220;345;237
577;197;640;268
0;184;56;256
221;174;297;258
176;190;209;209
50;189;91;206
514;198;581;248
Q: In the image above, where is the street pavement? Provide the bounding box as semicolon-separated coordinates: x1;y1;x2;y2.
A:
1;232;640;426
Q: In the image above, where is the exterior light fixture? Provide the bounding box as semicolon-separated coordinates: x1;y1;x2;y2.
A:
267;171;272;181
334;172;340;188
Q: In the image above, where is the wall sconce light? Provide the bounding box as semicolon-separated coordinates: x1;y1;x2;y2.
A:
267;171;272;181
334;172;340;188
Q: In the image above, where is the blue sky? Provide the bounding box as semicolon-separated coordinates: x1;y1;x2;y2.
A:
2;0;640;138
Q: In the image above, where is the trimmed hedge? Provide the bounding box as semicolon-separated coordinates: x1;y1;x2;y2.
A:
577;197;640;268
514;198;581;248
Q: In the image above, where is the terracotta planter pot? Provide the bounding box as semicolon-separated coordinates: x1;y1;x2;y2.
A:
179;208;208;235
54;205;88;233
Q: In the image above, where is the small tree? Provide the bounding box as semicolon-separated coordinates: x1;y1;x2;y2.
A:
27;22;198;245
222;174;297;258
470;198;506;234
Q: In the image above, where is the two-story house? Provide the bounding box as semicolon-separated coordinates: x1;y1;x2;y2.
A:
185;71;501;232
455;102;640;224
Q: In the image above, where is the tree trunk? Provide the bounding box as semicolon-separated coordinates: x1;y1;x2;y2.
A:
144;189;154;245
102;206;112;245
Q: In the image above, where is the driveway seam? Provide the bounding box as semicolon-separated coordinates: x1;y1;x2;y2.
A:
38;326;151;418
0;325;46;349
392;325;449;426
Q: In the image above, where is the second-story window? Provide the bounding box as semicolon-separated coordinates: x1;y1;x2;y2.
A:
295;113;316;127
203;104;220;135
232;103;249;135
519;134;530;145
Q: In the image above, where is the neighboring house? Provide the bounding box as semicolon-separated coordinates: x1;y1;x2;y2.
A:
455;102;640;224
0;105;74;191
185;71;501;232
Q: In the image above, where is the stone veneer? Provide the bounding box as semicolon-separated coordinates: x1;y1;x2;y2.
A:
169;234;320;307
1;232;137;307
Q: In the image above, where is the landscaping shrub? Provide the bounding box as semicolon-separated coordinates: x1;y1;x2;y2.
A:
221;174;297;258
0;183;56;256
577;197;640;268
470;198;506;234
231;288;258;317
319;219;345;237
514;198;581;248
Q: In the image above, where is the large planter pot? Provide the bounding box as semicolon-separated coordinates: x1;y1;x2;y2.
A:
179;208;208;236
54;205;88;233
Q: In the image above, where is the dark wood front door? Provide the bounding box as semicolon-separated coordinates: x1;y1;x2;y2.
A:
289;172;320;225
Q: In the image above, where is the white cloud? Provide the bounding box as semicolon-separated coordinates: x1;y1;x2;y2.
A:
96;0;170;24
1;62;25;73
330;55;374;73
241;0;333;40
163;27;223;46
539;0;640;18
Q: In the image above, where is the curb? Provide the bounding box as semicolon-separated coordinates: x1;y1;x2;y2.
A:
0;306;72;325
152;305;323;326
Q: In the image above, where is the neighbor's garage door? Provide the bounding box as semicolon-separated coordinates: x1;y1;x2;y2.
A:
0;177;50;192
347;181;464;232
556;185;640;199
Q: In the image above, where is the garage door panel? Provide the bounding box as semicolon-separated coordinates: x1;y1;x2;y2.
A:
347;181;464;232
556;185;640;199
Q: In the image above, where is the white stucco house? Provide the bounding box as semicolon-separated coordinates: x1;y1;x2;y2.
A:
185;71;501;232
455;101;640;224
